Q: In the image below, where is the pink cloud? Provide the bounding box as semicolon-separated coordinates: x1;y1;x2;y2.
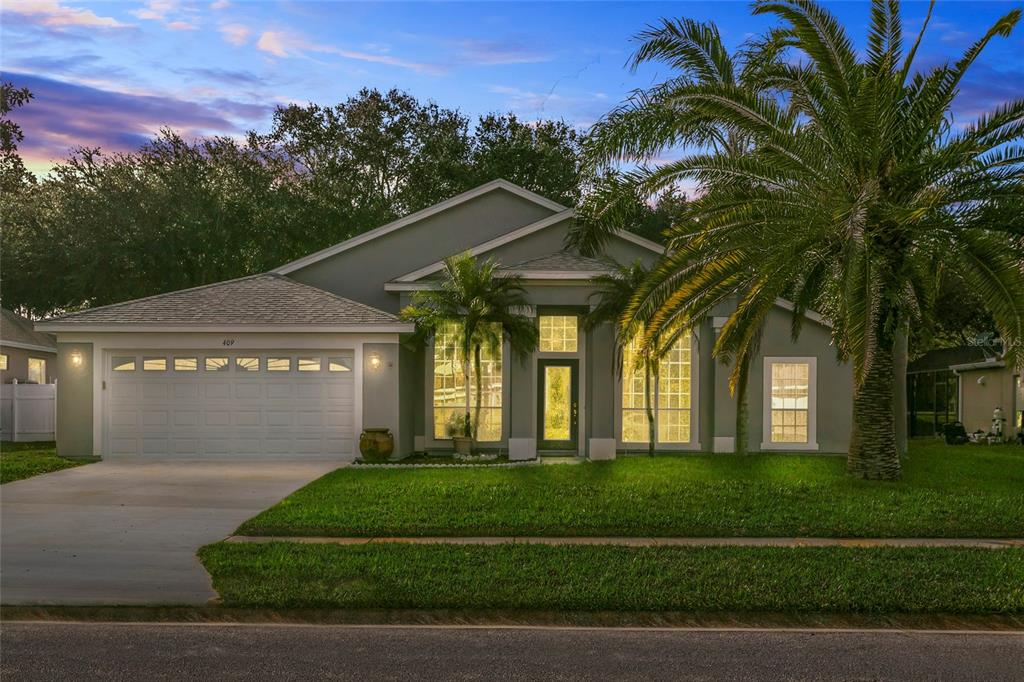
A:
256;30;291;57
7;72;273;174
219;23;250;45
2;0;129;28
255;30;445;75
131;0;199;32
131;0;176;21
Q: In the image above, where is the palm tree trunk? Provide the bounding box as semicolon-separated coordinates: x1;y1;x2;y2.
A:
847;336;901;480
734;357;750;456
462;356;472;439
894;324;909;456
645;356;655;456
473;343;483;445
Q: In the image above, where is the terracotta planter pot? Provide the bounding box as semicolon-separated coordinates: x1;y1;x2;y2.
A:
359;428;394;462
451;436;473;456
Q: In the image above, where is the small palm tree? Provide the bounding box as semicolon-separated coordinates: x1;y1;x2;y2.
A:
401;252;538;446
586;259;660;455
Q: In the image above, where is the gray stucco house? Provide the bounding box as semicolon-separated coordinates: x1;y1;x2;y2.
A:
38;179;852;460
2;308;57;385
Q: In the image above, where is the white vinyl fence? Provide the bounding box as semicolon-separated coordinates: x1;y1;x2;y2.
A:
1;380;56;442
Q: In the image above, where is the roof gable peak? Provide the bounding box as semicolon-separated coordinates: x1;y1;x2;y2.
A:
273;179;567;276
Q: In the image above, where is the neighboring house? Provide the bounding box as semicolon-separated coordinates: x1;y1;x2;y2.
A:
907;346;1022;440
37;179;852;460
1;308;57;385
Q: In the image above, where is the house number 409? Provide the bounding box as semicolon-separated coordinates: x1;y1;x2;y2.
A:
222;339;235;346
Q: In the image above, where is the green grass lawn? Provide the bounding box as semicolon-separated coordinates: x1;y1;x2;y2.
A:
238;440;1024;538
199;543;1024;614
0;442;98;484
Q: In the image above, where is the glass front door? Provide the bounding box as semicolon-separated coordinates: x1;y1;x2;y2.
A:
538;359;578;451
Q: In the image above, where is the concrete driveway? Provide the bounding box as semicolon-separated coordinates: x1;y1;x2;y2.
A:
1;459;341;605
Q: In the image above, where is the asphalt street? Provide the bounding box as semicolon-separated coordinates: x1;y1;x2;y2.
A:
2;623;1022;681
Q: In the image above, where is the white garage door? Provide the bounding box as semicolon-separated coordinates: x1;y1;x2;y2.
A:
105;351;355;457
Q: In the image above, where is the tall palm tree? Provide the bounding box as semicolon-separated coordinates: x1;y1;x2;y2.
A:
573;17;780;455
401;252;538;444
571;17;782;255
588;0;1024;479
585;259;660;455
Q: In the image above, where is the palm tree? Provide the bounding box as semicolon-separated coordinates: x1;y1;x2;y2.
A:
585;259;660;455
585;0;1024;479
573;17;780;456
401;252;538;446
571;17;782;255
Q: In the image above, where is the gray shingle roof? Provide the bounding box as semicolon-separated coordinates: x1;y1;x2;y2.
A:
908;345;1000;373
1;308;57;350
500;251;616;273
38;274;400;327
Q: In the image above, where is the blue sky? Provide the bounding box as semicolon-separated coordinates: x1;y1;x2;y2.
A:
3;0;1023;175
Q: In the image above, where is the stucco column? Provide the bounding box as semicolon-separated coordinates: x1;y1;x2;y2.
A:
362;343;402;456
586;322;617;460
508;349;536;460
710;317;736;453
56;342;94;457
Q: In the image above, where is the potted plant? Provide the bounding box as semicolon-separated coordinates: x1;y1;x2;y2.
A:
445;413;473;457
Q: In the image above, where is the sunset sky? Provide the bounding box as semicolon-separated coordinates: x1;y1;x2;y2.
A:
4;0;1023;175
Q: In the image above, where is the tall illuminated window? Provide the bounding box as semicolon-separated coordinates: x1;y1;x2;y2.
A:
763;357;817;449
621;336;649;442
657;335;692;443
622;331;692;444
433;321;502;441
769;362;810;443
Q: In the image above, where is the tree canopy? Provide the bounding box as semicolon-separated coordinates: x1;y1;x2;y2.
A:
1;88;585;317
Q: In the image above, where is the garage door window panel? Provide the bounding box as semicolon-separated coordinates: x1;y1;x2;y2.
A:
174;357;198;371
298;357;321;372
267;357;291;372
143;358;167;371
329;357;351;372
235;357;260;372
205;357;230;372
113;357;136;371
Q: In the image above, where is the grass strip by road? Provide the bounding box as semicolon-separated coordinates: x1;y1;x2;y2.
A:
198;543;1024;614
0;442;98;484
6;606;1024;630
224;536;1024;548
238;442;1024;538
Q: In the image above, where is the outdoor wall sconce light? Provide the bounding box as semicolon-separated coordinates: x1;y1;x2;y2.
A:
368;352;382;370
70;350;83;367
